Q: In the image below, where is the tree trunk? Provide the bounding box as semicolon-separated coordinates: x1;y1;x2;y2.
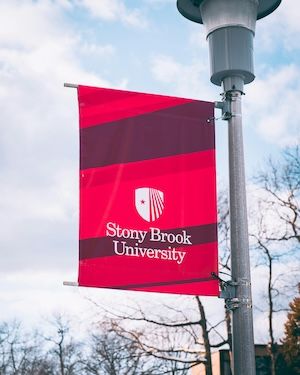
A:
225;309;232;352
59;340;65;375
196;296;213;375
266;247;277;375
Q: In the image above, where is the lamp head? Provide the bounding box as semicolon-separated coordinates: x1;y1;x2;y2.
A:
177;0;281;25
177;0;282;92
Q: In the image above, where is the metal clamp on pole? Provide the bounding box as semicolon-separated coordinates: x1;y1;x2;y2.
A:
222;284;253;311
218;277;252;311
217;276;238;311
215;89;246;121
212;272;238;310
215;99;232;120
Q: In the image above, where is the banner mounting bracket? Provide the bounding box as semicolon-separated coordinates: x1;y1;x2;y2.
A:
64;83;78;88
212;273;252;311
215;100;232;120
63;281;79;287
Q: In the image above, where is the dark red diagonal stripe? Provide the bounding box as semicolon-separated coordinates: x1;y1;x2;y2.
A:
78;277;219;296
80;150;215;190
78;85;195;128
79;223;217;260
80;101;215;170
97;276;215;290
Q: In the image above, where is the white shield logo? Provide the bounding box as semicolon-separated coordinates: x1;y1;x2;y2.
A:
135;187;164;222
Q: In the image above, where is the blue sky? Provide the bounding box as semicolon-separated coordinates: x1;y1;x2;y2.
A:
0;0;299;340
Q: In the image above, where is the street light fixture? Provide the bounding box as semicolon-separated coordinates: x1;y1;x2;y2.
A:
176;1;281;375
177;0;281;92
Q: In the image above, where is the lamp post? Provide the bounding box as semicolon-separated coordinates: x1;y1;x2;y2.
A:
176;1;281;374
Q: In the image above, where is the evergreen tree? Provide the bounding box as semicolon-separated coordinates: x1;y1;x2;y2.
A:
281;286;300;375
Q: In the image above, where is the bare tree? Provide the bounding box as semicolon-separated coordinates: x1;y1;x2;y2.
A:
218;190;231;276
217;189;233;355
83;324;157;375
44;314;83;375
250;145;300;375
94;292;230;375
0;320;53;375
254;145;300;245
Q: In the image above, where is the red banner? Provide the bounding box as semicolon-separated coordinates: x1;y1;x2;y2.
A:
77;85;219;296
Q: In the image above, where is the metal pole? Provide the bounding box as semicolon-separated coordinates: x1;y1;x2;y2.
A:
227;90;256;375
176;2;281;374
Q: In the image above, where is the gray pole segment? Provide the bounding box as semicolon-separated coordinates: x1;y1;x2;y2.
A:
227;88;256;375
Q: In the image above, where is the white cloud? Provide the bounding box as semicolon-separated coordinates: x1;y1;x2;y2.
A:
80;42;115;57
151;55;181;83
0;270;92;327
78;0;148;28
143;0;174;4
188;29;208;52
0;1;117;274
256;0;300;52
151;54;218;100
244;64;300;146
